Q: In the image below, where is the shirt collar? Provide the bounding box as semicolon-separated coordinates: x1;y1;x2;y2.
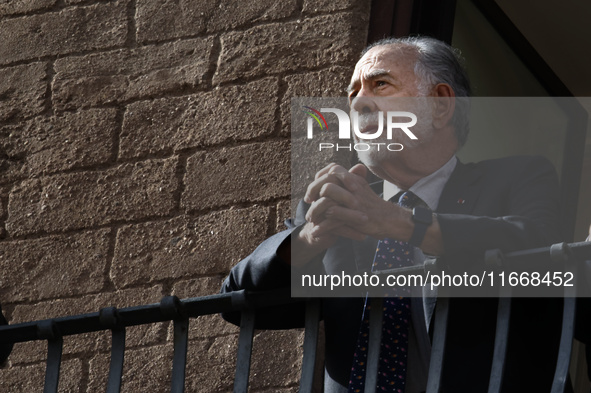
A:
383;156;457;210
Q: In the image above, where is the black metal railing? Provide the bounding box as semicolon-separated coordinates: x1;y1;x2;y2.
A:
0;241;589;393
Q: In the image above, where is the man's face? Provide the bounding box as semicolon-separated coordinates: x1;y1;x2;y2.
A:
348;44;422;102
347;44;433;167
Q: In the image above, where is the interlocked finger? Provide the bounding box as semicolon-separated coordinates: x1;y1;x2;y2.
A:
305;197;337;224
305;165;350;204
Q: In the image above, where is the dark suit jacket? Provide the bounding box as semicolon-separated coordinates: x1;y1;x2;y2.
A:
222;155;564;392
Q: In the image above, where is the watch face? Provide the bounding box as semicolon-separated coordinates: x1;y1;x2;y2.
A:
413;206;433;225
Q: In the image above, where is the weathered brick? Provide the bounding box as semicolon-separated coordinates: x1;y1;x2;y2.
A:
64;0;97;4
0;108;117;182
171;277;240;340
136;0;297;43
184;335;238;392
0;0;56;16
182;141;290;211
6;157;178;236
111;206;270;288
0;2;127;66
284;67;351;97
173;279;305;391
120;78;278;159
303;0;367;13
250;330;304;389
89;338;237;392
172;276;225;298
10;332;108;367
0;63;46;123
0;188;7;219
88;337;236;392
0;359;83;393
0;229;109;302
10;286;164;364
88;344;173;392
185;313;238;342
53;38;213;111
0;185;10;238
281;67;352;135
214;13;368;84
91;338;238;392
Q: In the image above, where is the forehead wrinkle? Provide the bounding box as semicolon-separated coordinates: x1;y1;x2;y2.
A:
364;69;392;81
347;67;395;93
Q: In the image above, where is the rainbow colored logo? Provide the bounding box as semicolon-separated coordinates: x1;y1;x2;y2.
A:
302;106;329;130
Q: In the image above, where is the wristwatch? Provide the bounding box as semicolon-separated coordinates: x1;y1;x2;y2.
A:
408;206;433;247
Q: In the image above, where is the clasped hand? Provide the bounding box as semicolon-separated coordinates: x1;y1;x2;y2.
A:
299;163;411;252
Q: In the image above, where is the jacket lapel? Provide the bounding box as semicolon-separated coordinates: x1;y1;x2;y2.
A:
437;160;482;215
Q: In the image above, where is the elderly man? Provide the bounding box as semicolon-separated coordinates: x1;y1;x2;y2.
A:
222;37;563;393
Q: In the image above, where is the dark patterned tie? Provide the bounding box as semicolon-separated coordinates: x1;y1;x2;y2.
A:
348;191;421;393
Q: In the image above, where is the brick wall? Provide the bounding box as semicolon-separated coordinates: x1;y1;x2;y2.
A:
0;0;371;391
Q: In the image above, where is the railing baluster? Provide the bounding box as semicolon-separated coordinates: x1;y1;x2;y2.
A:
551;297;576;393
44;338;63;393
0;244;586;393
486;249;511;393
160;296;189;393
364;297;384;393
550;243;576;393
106;328;126;393
100;307;125;393
170;318;189;393
233;309;256;393
487;297;512;393
299;299;321;392
37;320;63;393
426;286;450;393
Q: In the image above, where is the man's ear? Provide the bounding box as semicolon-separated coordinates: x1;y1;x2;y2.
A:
431;83;455;129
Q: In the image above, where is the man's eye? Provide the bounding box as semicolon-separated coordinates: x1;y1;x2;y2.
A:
375;81;387;87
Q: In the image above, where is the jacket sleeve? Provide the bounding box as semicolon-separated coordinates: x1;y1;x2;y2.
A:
220;204;311;329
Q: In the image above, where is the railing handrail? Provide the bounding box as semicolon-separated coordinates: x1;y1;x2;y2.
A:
2;242;589;345
0;241;589;392
0;287;299;345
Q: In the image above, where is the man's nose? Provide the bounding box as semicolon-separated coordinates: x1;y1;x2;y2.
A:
350;94;378;114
